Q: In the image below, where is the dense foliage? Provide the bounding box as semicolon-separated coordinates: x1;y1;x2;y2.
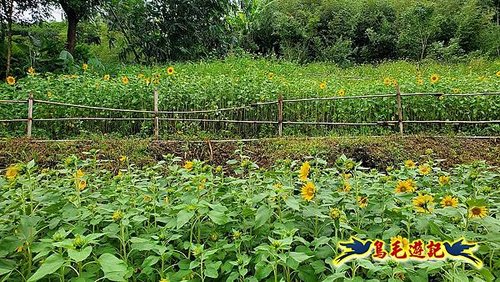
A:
1;57;499;138
0;154;498;281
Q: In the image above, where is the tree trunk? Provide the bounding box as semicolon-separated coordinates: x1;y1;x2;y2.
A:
66;11;79;54
5;0;13;77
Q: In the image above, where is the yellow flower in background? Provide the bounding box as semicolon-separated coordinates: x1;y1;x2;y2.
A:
184;161;194;171
391;79;398;87
404;160;416;169
137;73;145;79
112;210;124;221
418;164;431;175
145;78;151;85
319;82;327;90
103;74;110;81
496;70;500;77
6;76;15;85
438;175;450;186
301;181;316;201
430;74;440;84
417;78;424;85
27;66;35;76
452;88;460;94
119;155;127;162
341;181;351;192
299;161;310;181
440;195;458;208
268;72;275;80
383;77;392;86
47;92;53;98
77;179;87;191
167;66;174;75
412;194;434;213
329;208;341;219
75;169;84;179
121;76;129;84
82;64;88;71
395;179;416;193
357;196;368;208
6;165;20;180
468;206;487;218
337;89;346;96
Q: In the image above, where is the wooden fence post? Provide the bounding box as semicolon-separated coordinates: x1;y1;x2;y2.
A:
27;92;33;138
396;85;404;135
154;89;159;139
278;94;283;137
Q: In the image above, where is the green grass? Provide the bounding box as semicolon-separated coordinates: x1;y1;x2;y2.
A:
1;56;499;139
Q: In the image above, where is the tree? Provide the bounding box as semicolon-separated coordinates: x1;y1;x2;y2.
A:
58;0;100;54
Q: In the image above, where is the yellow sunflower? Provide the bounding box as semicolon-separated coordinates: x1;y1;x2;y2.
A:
341;181;351;192
395;179;416;194
418;164;431;175
412;194;435;213
299;161;311;181
6;165;20;180
77;179;87;191
383;77;392;86
440;195;458;208
438;175;450;186
75;169;85;179
390;235;409;251
337;89;346;96
404;160;416;169
112;210;124;221
119;155;128;162
268;72;275;80
430;74;440;84
103;74;110;81
122;76;129;84
184;161;194;171
6;76;16;85
167;66;174;75
329;208;341;219
301;181;316;201
82;63;88;71
416;78;424;85
468;206;488;218
319;82;327;90
357;196;368;208
391;79;398;87
27;66;35;76
452;88;460;94
496;70;500;77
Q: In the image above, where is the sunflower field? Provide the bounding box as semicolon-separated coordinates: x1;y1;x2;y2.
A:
0;152;498;281
1;57;500;139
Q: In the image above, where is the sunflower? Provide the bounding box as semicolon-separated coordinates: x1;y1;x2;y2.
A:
75;169;85;179
166;66;174;75
6;165;20;180
404;160;416;169
430;74;440;84
416;78;424;85
438;175;450;186
391;79;398;87
77;179;87;191
137;73;145;79
412;194;434;213
27;66;35;76
268;72;275;80
121;76;129;84
329;208;341;219
184;161;194;171
47;92;53;98
383;77;392;86
357;196;368;208
6;76;15;85
319;82;327;90
440;195;458;208
103;74;110;81
301;181;316;201
418;164;431;175
341;181;351;192
82;63;88;71
496;70;500;77
119;155;127;162
112;210;124;221
468;206;488;218
337;89;346;96
395;179;416;193
452;88;460;94
299;161;310;181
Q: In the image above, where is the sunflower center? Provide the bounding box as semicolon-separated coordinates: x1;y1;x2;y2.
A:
471;207;481;215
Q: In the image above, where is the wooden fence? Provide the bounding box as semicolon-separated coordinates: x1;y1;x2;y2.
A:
1;87;499;139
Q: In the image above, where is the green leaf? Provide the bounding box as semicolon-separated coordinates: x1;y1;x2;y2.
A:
204;261;222;278
0;259;16;276
285;197;300;211
255;261;273;280
98;253;128;282
68;246;92;262
289;252;313;263
208;210;228;225
255;205;272;229
27;253;64;282
176;210;195;229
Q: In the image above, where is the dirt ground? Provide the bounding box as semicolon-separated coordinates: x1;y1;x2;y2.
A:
1;136;499;170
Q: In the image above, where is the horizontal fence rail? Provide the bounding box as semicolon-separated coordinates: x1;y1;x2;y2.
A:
1;88;499;139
